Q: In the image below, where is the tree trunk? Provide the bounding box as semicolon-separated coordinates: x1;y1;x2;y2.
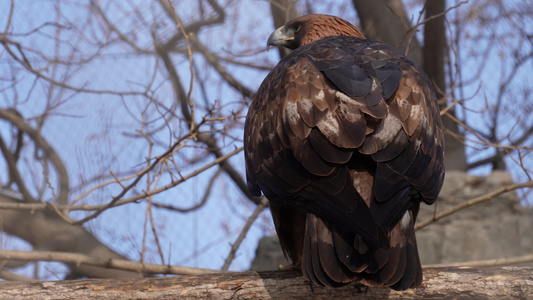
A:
0;267;531;299
352;0;423;67
423;0;467;171
269;0;299;58
353;0;467;171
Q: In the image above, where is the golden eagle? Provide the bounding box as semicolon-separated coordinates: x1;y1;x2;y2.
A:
244;14;444;290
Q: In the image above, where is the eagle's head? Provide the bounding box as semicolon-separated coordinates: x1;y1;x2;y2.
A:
267;14;365;50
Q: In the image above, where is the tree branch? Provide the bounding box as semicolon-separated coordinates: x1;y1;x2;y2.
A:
425;253;533;268
0;109;69;206
0;250;219;276
0;268;33;282
0;134;36;203
0;267;531;298
221;197;269;271
155;29;256;203
159;0;225;50
0;194;141;279
467;124;533;170
415;180;533;230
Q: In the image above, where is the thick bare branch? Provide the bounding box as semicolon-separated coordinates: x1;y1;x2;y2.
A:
0;250;219;276
0;267;532;299
0;269;33;282
0;195;140;279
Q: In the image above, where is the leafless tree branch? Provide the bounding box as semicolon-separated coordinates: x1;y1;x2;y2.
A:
415;180;533;230
0;250;220;276
222;197;269;271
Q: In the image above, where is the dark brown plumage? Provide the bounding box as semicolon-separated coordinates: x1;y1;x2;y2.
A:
244;14;444;290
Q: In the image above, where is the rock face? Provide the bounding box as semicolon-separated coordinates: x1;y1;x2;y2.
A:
250;171;533;271
416;170;533;264
249;235;287;271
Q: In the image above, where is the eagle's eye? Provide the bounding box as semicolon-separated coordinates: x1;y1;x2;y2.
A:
291;22;302;33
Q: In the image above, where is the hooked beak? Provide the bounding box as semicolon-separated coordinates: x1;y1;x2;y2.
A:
267;26;294;49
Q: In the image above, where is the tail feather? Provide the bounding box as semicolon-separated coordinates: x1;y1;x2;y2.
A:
304;214;345;286
333;230;367;273
361;242;405;287
364;246;389;274
390;212;422;290
302;216;321;285
316;217;352;284
390;244;419;290
361;216;407;287
382;245;407;287
302;210;422;290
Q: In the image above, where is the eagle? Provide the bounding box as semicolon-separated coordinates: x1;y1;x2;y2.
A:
244;14;444;290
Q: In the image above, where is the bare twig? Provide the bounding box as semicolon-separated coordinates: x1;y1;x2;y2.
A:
1;36;148;96
167;0;196;132
90;1;152;54
155;32;256;203
158;0;225;50
221;197;269;271
68;132;193;208
0;109;69;206
1;0;15;42
152;168;221;212
400;1;469;55
415;180;533;230
0;146;244;213
444;112;533;151
189;35;256;100
424;252;533;268
69;130;197;225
